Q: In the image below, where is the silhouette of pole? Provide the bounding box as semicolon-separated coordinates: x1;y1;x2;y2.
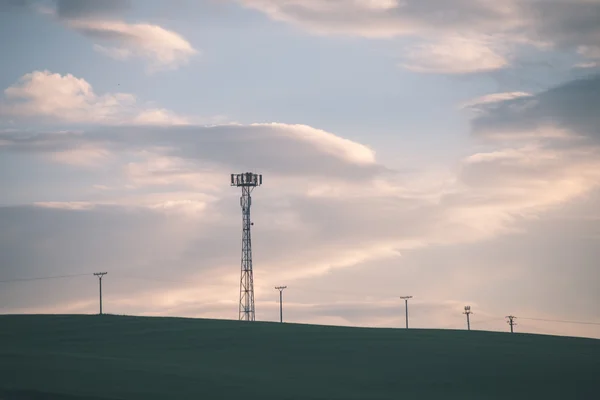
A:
93;272;107;315
400;296;412;328
506;315;517;333
463;305;472;330
275;286;287;323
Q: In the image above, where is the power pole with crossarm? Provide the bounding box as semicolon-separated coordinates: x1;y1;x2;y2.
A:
93;272;107;315
275;286;287;323
463;305;473;331
506;315;517;333
400;296;412;329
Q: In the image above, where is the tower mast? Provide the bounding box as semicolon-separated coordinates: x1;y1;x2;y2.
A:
231;172;262;321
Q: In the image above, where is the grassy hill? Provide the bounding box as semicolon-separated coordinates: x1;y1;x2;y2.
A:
0;315;598;400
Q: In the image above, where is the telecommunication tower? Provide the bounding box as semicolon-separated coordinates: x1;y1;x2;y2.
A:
231;172;263;321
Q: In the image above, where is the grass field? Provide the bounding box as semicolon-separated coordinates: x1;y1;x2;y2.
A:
0;314;598;399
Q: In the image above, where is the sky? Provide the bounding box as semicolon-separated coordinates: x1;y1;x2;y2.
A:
0;0;599;339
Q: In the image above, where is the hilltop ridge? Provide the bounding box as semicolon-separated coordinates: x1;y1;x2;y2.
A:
0;314;598;399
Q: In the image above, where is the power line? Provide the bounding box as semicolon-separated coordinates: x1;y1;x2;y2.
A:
2;272;600;330
470;317;505;325
520;317;600;326
0;273;93;283
118;275;186;284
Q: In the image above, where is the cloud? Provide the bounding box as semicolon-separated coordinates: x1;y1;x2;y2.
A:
54;0;131;19
1;114;598;250
0;0;35;12
400;36;508;74
470;74;600;142
239;0;517;38
454;74;600;233
0;122;383;181
239;0;600;73
461;92;532;110
64;19;197;72
527;1;600;53
132;109;190;126
26;0;197;72
0;70;189;125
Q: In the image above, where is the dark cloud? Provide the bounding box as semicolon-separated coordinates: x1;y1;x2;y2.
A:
54;0;131;19
0;124;388;181
527;1;600;50
470;74;600;142
0;0;33;12
0;0;130;17
241;0;600;72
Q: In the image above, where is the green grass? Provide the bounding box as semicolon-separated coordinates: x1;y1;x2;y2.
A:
0;315;598;399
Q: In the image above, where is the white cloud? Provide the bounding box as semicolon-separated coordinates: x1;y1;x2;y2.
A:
30;1;197;72
577;45;600;60
65;18;198;72
574;61;599;69
454;145;600;236
50;142;114;167
251;122;376;166
400;36;508;74
33;201;96;210
461;92;532;109
575;45;600;69
132;109;190;126
0;70;189;125
239;0;518;38
123;153;225;192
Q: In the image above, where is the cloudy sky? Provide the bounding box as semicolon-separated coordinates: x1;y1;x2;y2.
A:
1;0;599;339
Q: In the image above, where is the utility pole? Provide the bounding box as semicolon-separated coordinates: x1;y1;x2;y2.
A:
400;296;412;329
275;286;287;323
231;172;262;321
93;272;107;315
463;305;473;331
506;315;517;333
